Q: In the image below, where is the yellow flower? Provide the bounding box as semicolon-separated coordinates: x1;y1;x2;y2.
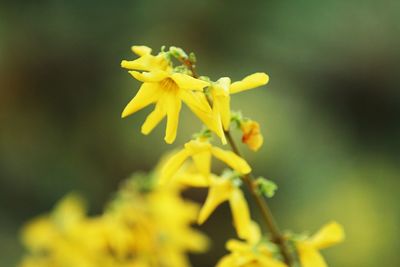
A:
19;175;209;267
241;120;263;151
121;46;225;144
160;139;251;184
211;73;269;131
297;222;345;267
216;222;287;267
175;169;252;240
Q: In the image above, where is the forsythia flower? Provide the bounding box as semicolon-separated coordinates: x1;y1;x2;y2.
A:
19;174;209;267
296;221;345;267
175;169;252;240
160;138;251;184
211;73;269;131
121;46;224;144
241;120;264;151
216;221;287;267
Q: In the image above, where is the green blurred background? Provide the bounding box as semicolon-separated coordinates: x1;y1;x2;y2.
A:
1;0;399;266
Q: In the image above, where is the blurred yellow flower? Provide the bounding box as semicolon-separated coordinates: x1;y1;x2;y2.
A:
160;139;251;184
19;174;209;267
297;221;345;267
211;73;269;131
241;120;263;151
216;221;287;267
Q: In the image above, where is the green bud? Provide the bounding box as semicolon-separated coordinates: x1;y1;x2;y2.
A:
192;127;213;140
169;46;188;59
230;110;244;128
255;177;278;198
221;169;242;187
189;52;197;63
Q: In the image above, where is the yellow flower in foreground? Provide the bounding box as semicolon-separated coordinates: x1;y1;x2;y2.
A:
121;69;217;143
241;120;264;151
297;222;345;267
121;46;225;144
175;169;251;240
211;73;269;131
160;139;251;184
216;222;287;267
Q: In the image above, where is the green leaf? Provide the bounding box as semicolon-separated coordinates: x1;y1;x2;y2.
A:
255;177;278;198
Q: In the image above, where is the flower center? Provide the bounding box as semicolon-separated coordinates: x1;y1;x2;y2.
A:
160;78;179;93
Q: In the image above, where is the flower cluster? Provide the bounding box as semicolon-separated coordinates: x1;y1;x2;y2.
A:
19;174;208;267
19;45;344;267
119;45;345;266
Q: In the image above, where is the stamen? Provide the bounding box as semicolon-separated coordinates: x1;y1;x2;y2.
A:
160;78;179;92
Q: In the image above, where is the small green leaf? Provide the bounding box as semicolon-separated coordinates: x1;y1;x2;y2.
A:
255;177;278;198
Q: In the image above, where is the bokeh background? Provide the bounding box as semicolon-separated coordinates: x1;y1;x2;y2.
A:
1;0;399;266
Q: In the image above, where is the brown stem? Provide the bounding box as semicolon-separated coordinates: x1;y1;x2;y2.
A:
224;131;294;266
180;57;295;266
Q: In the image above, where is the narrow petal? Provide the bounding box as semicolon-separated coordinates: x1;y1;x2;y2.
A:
216;255;236;267
175;172;210;188
129;70;169;83
191;151;212;179
121;54;165;71
180;90;226;144
211;147;251;174
229;189;252;240
121;83;161;118
308;222;345;250
258;256;288;267
298;244;327;267
230;73;269;94
179;89;212;113
159;149;191;185
171;73;209;91
214;95;231;131
198;180;232;224
141;101;167;135
164;94;182;144
130;45;152;56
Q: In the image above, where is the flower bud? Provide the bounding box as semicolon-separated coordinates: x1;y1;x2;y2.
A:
240;120;263;151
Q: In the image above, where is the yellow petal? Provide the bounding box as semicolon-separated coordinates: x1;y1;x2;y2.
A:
229;188;252;240
258;256;288;267
211;147;251;174
129;70;169;83
298;244;327;267
216;255;237;267
183;92;226;144
198;179;233;224
308;221;345;250
159;149;191;184
214;95;231;131
141;101;166;135
247;221;262;244
121;53;167;71
130;45;152;56
121;83;161;118
230;73;269;94
175;172;210;188
171;73;209;91
191;151;212;178
226;239;251;253
164;94;182;144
